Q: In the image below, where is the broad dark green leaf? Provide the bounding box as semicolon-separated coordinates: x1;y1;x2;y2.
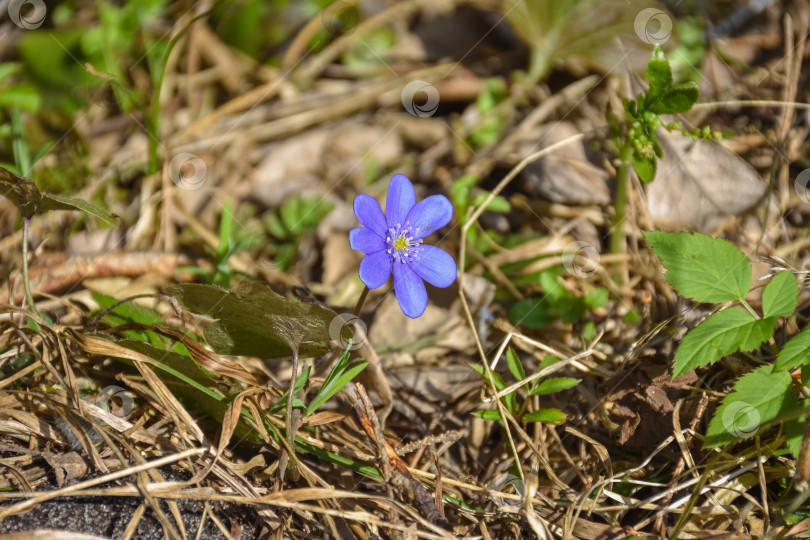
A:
704;364;791;447
762;271;798;319
166;282;343;358
645;231;752;303
672;307;776;377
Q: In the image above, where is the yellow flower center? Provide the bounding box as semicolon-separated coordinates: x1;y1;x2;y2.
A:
393;236;409;250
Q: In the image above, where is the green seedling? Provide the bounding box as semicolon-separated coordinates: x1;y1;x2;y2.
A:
471;347;578;426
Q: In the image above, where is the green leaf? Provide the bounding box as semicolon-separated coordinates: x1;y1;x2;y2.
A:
762;271;798;318
469;363;507;391
506;348;525;381
672;307;776;377
529;377;580;396
473;409;504;421
166;281;341;358
0;166;119;226
775;325;810;371
0;63;21;83
472;192;510;213
649;83;699;115
469;363;517;414
271;366;311;413
306;347;367;416
704;365;792;447
644;231;752;303
0;83;41;111
522;408;566;424
632;151;656;183
41;193;120;227
645;44;672;102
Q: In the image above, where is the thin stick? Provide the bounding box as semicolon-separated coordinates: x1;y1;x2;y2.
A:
21;217;37;315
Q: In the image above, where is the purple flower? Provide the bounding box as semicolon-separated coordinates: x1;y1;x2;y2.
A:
350;174;456;318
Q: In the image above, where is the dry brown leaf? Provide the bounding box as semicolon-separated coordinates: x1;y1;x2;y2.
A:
646;131;766;232
517;122;610;205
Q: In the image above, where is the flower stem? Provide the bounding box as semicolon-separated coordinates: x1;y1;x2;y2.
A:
285;343;301;481
21;217;37;315
352;285;369;316
610;142;635;255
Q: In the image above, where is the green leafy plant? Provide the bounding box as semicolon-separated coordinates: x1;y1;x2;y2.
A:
471;347;578;426
265;195;334;270
608;45;710;254
509;268;608;328
646;231;808;452
0;166;119;315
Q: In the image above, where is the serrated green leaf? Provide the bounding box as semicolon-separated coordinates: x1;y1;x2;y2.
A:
645;45;672;102
633;152;656;183
522;408;566;424
506;348;525;381
644;231;752;303
673;307;776;377
649;83;699;115
704;365;792;447
762;271;798;318
529;377;580;396
775;325;810;371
